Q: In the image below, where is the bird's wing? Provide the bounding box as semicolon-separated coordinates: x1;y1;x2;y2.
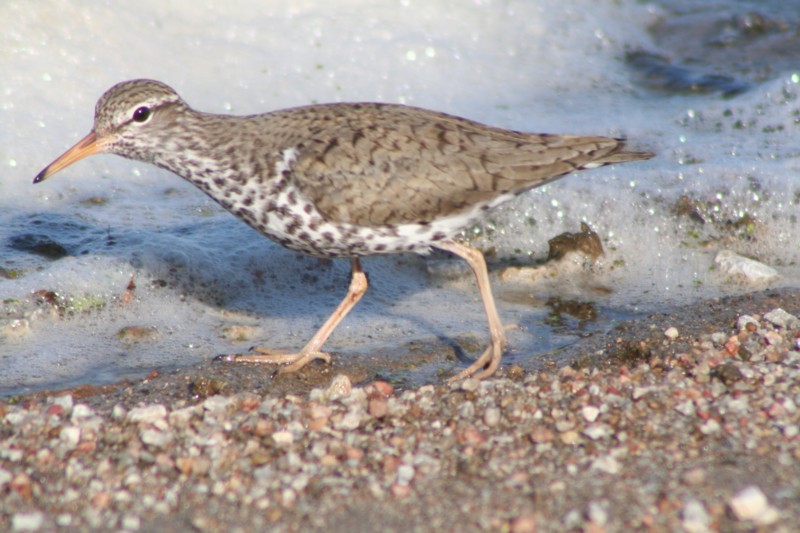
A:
280;104;650;226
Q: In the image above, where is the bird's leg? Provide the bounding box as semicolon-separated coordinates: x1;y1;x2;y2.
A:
220;258;368;373
435;241;508;381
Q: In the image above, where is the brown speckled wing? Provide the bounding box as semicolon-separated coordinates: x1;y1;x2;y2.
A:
283;103;650;226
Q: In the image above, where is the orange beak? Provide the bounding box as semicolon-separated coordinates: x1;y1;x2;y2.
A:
33;131;106;184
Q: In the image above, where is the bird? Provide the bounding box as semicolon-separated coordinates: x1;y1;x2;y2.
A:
34;79;653;381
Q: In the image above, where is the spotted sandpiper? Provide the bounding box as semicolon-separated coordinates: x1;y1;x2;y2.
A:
34;79;652;380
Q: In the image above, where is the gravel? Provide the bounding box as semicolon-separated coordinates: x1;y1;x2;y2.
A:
1;293;800;532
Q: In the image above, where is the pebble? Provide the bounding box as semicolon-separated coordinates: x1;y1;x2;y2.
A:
323;374;353;401
631;386;653;400
736;315;759;332
71;403;95;421
664;327;679;340
714;250;779;283
396;464;415;485
728;485;780;525
140;428;173;448
681;498;711;533
334;409;363;431
674;400;696;417
59;426;81;448
581;405;600;423
460;378;480;392
681;467;706;486
51;394;74;414
203;395;235;413
699;419;720;435
582;424;611;440
510;514;537;533
0;469;12;488
12;511;44;532
271;431;293;446
586;501;608;526
763;308;798;329
127;404;168;423
590;455;620;475
483;407;501;427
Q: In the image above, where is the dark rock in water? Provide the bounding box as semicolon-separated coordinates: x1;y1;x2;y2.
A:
547;222;604;262
626;50;749;97
8;234;69;259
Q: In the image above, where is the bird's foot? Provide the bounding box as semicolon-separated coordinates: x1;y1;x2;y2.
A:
216;347;332;373
447;338;507;382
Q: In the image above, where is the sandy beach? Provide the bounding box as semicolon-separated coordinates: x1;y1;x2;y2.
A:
2;288;798;532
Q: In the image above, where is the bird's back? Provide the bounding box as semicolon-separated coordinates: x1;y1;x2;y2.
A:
251;103;651;226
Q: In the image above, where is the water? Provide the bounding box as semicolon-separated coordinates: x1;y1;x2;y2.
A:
2;0;799;395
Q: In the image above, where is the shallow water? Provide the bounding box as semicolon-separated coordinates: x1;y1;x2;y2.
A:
1;0;799;395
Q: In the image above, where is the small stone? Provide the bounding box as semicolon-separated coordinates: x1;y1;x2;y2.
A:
710;363;744;385
763;308;798;329
117;325;159;342
457;424;485;446
590;455;620;474
728;485;779;525
111;404;127;420
324;374;353;401
203;395;235;413
459;401;475;418
335;409;363;431
587;501;608;526
682;498;711;533
4;411;26;425
396;464;415;485
582;424;611;440
681;467;706;486
221;324;262;341
271;430;294;446
140;429;173;448
365;380;394;398
699;419;720;435
581;405;600;423
529;426;554;444
70;403;95;422
368;398;388;418
736;315;759;332
714;250;778;283
0;469;12;488
563;509;582;530
632;386;653;401
59;426;81;448
169;405;201;427
127;404;168;424
391;483;412;498
460;378;480;392
674;400;696;417
484;407;501;427
710;332;728;345
664;327;679;340
12;511;44;531
51;394;74;414
555;419;575;432
510;513;538;533
559;430;580;445
122;514;141;530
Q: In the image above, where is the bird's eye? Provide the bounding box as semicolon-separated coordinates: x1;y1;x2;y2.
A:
132;106;151;123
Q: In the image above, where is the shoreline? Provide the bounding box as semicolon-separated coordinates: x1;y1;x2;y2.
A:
1;288;799;532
